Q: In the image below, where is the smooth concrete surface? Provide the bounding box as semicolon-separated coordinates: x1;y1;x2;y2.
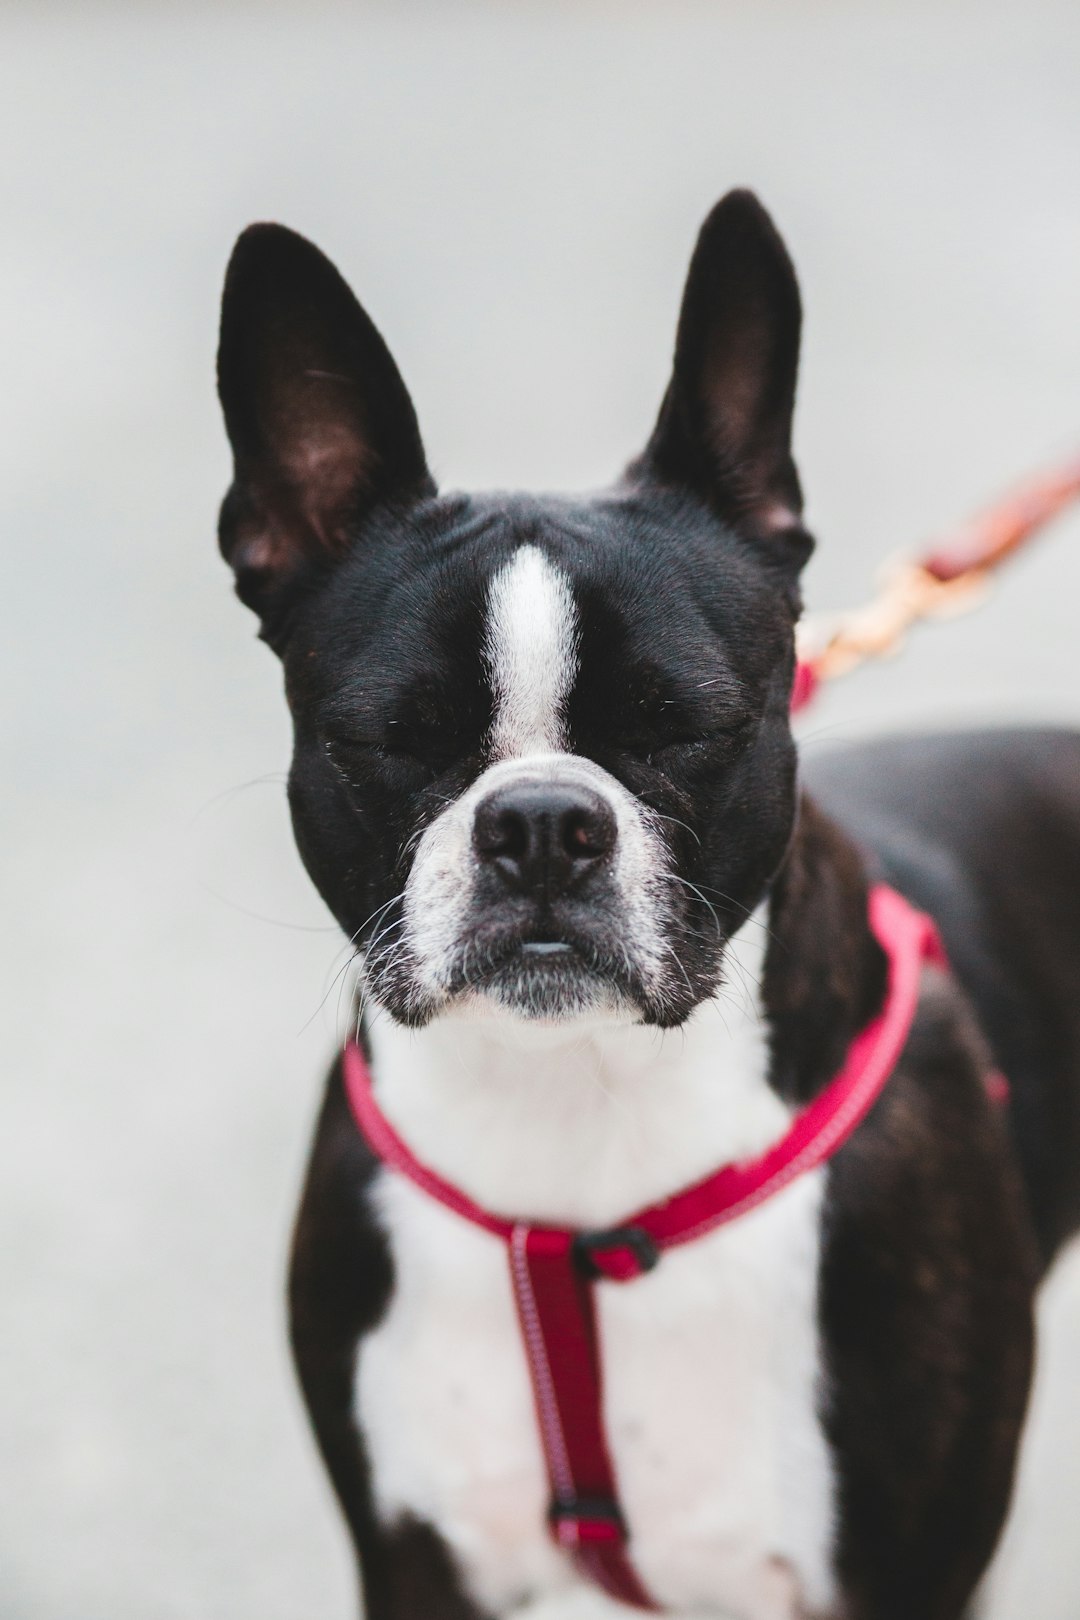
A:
2;4;1079;1616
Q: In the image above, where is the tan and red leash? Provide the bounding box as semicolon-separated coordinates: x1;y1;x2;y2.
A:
792;448;1080;712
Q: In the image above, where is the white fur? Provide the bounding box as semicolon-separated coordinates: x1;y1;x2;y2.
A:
355;913;838;1620
485;546;578;758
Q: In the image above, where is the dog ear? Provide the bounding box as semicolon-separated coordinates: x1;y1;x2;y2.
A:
216;224;433;643
637;190;812;570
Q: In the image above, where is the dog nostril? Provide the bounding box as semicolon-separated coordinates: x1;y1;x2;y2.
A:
476;808;529;862
562;807;615;861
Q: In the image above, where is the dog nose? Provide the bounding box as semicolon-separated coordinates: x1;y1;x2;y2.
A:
473;781;617;896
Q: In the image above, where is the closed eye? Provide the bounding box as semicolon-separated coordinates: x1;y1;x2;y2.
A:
324;729;475;788
644;721;753;772
324;736;431;784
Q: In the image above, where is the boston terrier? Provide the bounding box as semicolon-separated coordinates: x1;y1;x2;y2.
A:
215;191;1080;1620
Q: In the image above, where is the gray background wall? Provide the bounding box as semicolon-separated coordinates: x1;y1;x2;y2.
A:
2;2;1079;1615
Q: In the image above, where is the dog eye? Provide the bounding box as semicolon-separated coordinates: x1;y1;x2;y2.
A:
645;723;751;772
324;729;464;784
324;736;427;781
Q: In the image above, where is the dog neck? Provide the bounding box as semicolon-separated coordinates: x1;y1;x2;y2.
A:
363;797;884;1229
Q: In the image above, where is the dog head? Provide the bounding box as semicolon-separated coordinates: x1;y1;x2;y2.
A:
216;191;812;1029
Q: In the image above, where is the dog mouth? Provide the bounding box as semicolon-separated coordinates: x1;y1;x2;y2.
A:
443;931;642;1018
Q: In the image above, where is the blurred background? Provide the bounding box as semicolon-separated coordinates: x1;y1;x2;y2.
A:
3;2;1079;1615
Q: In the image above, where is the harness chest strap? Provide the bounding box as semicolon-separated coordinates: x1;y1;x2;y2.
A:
343;885;992;1612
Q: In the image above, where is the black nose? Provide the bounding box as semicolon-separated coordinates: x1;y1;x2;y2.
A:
473;781;618;896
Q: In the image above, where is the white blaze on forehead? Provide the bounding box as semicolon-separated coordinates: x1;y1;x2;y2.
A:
484;545;578;758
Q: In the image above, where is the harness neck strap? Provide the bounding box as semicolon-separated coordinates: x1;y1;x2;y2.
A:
343;883;946;1610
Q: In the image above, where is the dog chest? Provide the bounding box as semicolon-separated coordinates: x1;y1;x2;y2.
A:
355;1168;836;1619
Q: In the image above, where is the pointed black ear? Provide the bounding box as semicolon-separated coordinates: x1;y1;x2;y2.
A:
638;190;812;569
216;224;433;641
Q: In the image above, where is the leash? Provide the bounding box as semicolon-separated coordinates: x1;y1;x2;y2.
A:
344;885;949;1610
792;448;1080;712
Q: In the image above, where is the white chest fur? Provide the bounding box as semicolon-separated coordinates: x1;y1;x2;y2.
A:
355;923;837;1619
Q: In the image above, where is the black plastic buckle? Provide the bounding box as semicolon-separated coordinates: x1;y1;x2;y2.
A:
571;1224;660;1280
549;1493;626;1536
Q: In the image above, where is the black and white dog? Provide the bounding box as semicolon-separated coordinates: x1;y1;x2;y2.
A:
215;191;1080;1620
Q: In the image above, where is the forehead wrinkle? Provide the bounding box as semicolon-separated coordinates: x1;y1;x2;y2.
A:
484;545;579;759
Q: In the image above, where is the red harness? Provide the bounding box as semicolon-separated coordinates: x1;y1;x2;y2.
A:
343;885;988;1610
